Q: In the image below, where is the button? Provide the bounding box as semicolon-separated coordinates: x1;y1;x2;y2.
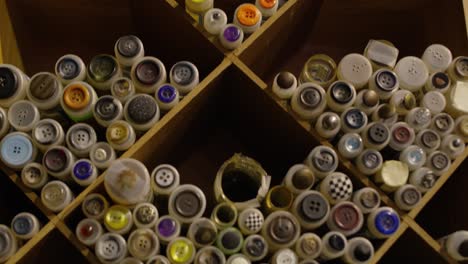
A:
362;90;379;107
420;130;440;149
56;57;81;80
171;62;195;86
458;118;468;137
272;249;297;264
73;159;94;180
21;163;47;189
368;123;389;144
204;9;228;35
276;72;295;89
328;233;346;251
107;121;130;145
321;113;340;131
267;214;297;244
359;189;380;209
128;229;160;261
401;186;421;206
244;235;267;258
330;81;354;103
213;202;238;227
364;39;399;68
422;92;445;114
76;218;103;246
157;216;179;239
223;25;242;42
167;237;195;264
260;0;276;8
291;167;314;190
121;257;144;264
195;247;225;264
337;53;373;89
375;69;398;91
394;56;429;91
112;77;134;100
8;100;39;131
33;119;61;145
147;255;171;264
90;142;115;168
374;209;400;235
0;225;16;262
1;132;35;169
352;240;373;262
134;203;159;228
157;84;177;103
95;233;127;264
377;104;396;119
41;181;72;212
67;124;96;151
0;66;18;99
301;54;337;86
104;205;131;232
153;164;178;188
454;57;468;78
430;72;450;91
343;108;366;129
82;193;108;220
299;87;321;108
332;203;361;231
362;150;382;170
88;55;118;82
236;4;261;26
175;191;201;218
343;134;362;153
238;208;264;234
430;152;449;170
312;147;337;172
405;147;425;166
11;214;34;236
127;94;158;124
188;218;217;246
135;59;162;85
393;125;411;143
433;113;454;134
218;228;243;251
298;234;320;256
422;44;453;73
29;72;60;100
117;35;142;58
63;83;90;110
95;96;120;121
326;173;353;201
299;192;328;221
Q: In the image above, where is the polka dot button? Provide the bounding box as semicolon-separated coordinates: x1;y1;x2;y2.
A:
63;84;90;110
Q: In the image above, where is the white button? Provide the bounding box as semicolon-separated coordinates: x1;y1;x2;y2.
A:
90;142;116;170
7;100;40;132
41;180;73;212
422;44;453;73
95;233;127;264
66;123;97;157
337;54;372;89
272;248;297;264
395;56;429;92
151;164;180;196
128;228;160;261
32;118;64;152
421;91;446;114
364;39;399;69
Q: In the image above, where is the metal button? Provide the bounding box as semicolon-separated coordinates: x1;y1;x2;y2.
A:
157;84;178;103
268;215;297;244
33;119;61;145
455;57;468;78
344;109;366;129
220;229;242;250
377;104;396;119
223;25;242;42
117;35;142;58
330;81;353;103
134;203;158;227
128;229;159;260
175;191;200;218
56;57;80;80
8;100;38;130
327;173;353;201
276;72;295;89
167;238;195;264
157;217;178;239
375;69;397;91
244;235;267;258
29;72;60;100
67;123;96;151
362;150;382;170
312;148;336;172
322;114;339;130
82;194;108;219
433;113;453;133
299;87;321;108
431;72;450;90
73;159;93;180
11;214;33;236
127;95;157;124
291;167;314;190
171;62;195;86
88;55;118;82
420;130;440;149
430;152;449;170
154;164;178;188
95;233;127;263
368;123;389;144
362;90;379;107
359;189;380;209
299;192;328;221
401;186;421;206
136;60;162;85
333;203;360;231
1;133;35;168
328;234;345;251
393;126;411;144
374;210;400;235
95;96;120;121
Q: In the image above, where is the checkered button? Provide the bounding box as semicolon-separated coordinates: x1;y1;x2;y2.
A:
324;172;353;203
238;208;264;235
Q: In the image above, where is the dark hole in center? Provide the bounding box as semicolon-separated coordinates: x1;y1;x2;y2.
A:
216;205;235;223
221;169;260;203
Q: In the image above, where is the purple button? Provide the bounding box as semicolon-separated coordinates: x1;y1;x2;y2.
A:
223;26;241;42
157;85;177;103
73;160;93;180
158;218;177;237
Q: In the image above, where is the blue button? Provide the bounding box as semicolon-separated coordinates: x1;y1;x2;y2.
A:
157;85;177;104
12;216;33;235
345;136;361;151
1;133;34;167
73;160;93;180
374;210;400;235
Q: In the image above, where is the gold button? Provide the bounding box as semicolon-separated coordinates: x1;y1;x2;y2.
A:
106;122;129;144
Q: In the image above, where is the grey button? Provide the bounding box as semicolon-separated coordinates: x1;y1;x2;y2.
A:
413;108;432;125
421;130;440;149
9;101;37;128
328;234;345;251
455;57;468;78
83;195;107;218
299;87;321;109
68;124;96;150
376;69;397;91
299;192;328;221
127;95;157;124
221;230;241;250
175;191;200;218
368;123;389;144
33;120;60;145
43;148;69;172
433;114;453;133
135;60;162;85
312;149;336;172
245;236;267;257
117;35;142;58
431;152;449;170
95;96;119;121
147;256;170;264
401;187;421;206
362;150;382;170
268;215;296;244
322;114;339;130
88;55;118;82
135;204;158;226
23;165;43;185
0;228;13;257
276;72;295;89
421;172;436;189
359;189;379;209
29;73;60;100
96;233;127;262
344;109;366;129
56;58;80;80
431;72;450;90
172;62;195;86
331;81;353;103
154;165;177;188
12;215;33;236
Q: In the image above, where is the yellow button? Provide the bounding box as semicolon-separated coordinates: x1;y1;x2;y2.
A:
104;205;130;231
237;4;261;26
459;119;468;136
106;122;129;144
260;0;276;9
168;238;194;264
63;83;90;110
190;0;205;3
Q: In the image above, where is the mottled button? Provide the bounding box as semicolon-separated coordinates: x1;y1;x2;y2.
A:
117;35;142;58
29;73;59;100
362;90;379;107
300;192;328;221
362;150;382;170
135;204;158;226
375;69;397;91
33;119;60;145
276;72;295;89
401;187;420;206
299;87;321;108
245;236;266;257
421;130;440;149
112;78;133;98
175;191;200;217
268;215;296;243
331;81;353;103
430;152;449;170
73;160;93;180
223;26;241;42
127;95;157;124
171;62;195;86
157;85;177;103
95;96;119;121
328;234;345;251
374;210;399;235
192;224;217;246
136;60;162;85
0;66;18;99
368;123;389;144
344;109;366;129
56;58;80;80
333;204;360;231
312;149;336;172
12;215;33;236
393;126;411;143
88;55;118;82
431;72;450;90
360;189;379;209
455;57;468;78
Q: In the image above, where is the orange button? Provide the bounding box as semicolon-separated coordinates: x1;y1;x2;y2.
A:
260;0;276;9
237;4;261;26
63;84;90;110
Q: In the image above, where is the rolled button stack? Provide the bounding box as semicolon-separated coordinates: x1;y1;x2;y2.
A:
0;35;200;214
272;41;467;212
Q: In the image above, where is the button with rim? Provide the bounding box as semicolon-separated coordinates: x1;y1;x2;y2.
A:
0;225;17;263
454;56;468;79
361;149;383;171
295;233;321;260
271;248;297;264
299;86;321;109
88;55;118;82
95;233;127;264
259;0;276;9
90;142;116;170
392;125;411;144
375;69;398;92
11;212;40;240
243;234;268;260
187;218;217;248
66;123;97;156
106;121;132;145
135;59;163;85
309;146;337;174
194;246;226;264
41;180;73;212
222;24;242;43
428;72;451;93
111;77;135;102
428;151;450;172
147;255;171;264
204;8;228;35
76;218;103;246
432;113;454;135
367;122;389;144
343;108;367;130
7;100;40;132
217;227;243;254
62;83;90;110
329;201;363;236
0;66;18;99
152;164;179;190
372;208;400;237
167;237;195;264
0;132;36;169
171;62;196;87
56;55;82;81
400;185;421;208
133;203;159;229
28;72;61;106
32;118;63;147
21;162;48;190
72;159;96;186
298;191;329;222
156;84;178;104
94;95;122;122
262;211;299;249
116;35;143;58
300;54;337;87
82;193;109;220
236;4;261;27
330;81;354;104
418;129;440;150
353;187;380;213
156;216;181;243
128;228;160;261
43;146;72;175
104;205;132;234
169;185;206;224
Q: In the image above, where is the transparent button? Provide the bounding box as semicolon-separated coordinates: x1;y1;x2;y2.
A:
104;205;132;233
41;181;72;212
300;54;337;87
344;135;362;152
167;237;195;264
95;233;127;264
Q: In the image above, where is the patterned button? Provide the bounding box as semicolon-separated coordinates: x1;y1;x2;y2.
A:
299;192;328;221
368;123;389;144
171;62;195;86
327;173;353;201
29;73;60;100
136;60;162;85
56;57;80;80
127;95;157;124
330;81;353;103
375;69;398;91
134;203;158;226
299;87;321;108
88;55;118;82
117;35;142;58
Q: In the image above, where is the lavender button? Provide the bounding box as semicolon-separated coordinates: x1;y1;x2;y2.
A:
157;85;177;103
158;218;177;237
223;26;241;42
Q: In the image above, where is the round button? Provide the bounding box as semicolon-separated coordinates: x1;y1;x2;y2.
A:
239;209;264;233
136;60;162;85
73;160;93;180
82;194;108;219
147;255;170;264
95;96;120;121
63;83;90;110
157;84;177;103
454;57;468;78
171;62;195;86
420;172;436;189
344;109;366;129
268;215;297;244
299;193;328;221
175;191;201;218
375;69;398;91
362;150;382;170
105;205;131;231
299;235;320;256
321;114;340;130
157;217;178;238
343;134;361;153
134;203;158;227
328;233;346;251
273;249;297;264
107;122;130;144
22;163;46;187
67;124;96;151
236;4;261;27
353;242;373;262
195;247;224;264
327;173;353;201
368;123;389;144
154;165;177;188
260;0;276;8
127;95;157;124
244;235;267;258
362;90;379;107
332;203;360;231
359;189;380;209
299;87;321;108
41;181;70;210
337;53;373;89
433;113;454;135
88;55;118;82
76;218;102;245
95;233;127;263
393;126;411;143
167;238;195;264
395;56;429;91
401;187;421;206
0;225;15;261
301;54;337;86
1;133;34;168
312;148;336;172
117;35;142;58
430;152;449;170
33;119;60;145
128;229;159;260
422;44;452;72
331;81;354;103
223;25;242;42
291;167;314;190
8;100;39;130
112;78;134;98
276;72;295;89
377;104;396;119
431;72;450;90
219;228;242;250
56;57;80;80
374;210;400;235
29;72;60;100
420;130;440;149
189;218;217;246
0;66;18;99
11;215;33;236
411;108;432;126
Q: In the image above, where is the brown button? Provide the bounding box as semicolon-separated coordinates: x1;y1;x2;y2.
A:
29;73;59;100
291;167;314;190
276;72;295;89
393;126;411;144
362;90;379;107
333;203;360;231
378;104;396;119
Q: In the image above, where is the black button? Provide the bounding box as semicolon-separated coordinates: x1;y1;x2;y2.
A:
135;60;161;85
117;35;142;58
175;191;200;218
43;148;68;172
276;72;295;89
331;81;353;103
354;244;372;261
221;230;241;250
328;234;345;251
368;123;389;144
299;193;328;221
95;96;119;121
127;95;157;124
29;73;59;100
458;241;468;258
0;67;18;99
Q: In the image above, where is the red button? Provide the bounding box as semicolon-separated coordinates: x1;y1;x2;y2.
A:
333;204;360;231
80;224;94;238
393;126;411;144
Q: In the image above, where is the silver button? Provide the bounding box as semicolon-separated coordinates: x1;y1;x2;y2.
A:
375;69;398;91
330;81;354;103
171;61;195;86
344;108;366;129
175;191;200;218
412;108;432;126
66;123;97;153
401;186;421;206
95;233;127;263
367;122;389;144
33;119;62;145
362;149;382;170
312;147;337;173
322;113;340;130
128;228;160;261
134;203;159;228
299;87;322;108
